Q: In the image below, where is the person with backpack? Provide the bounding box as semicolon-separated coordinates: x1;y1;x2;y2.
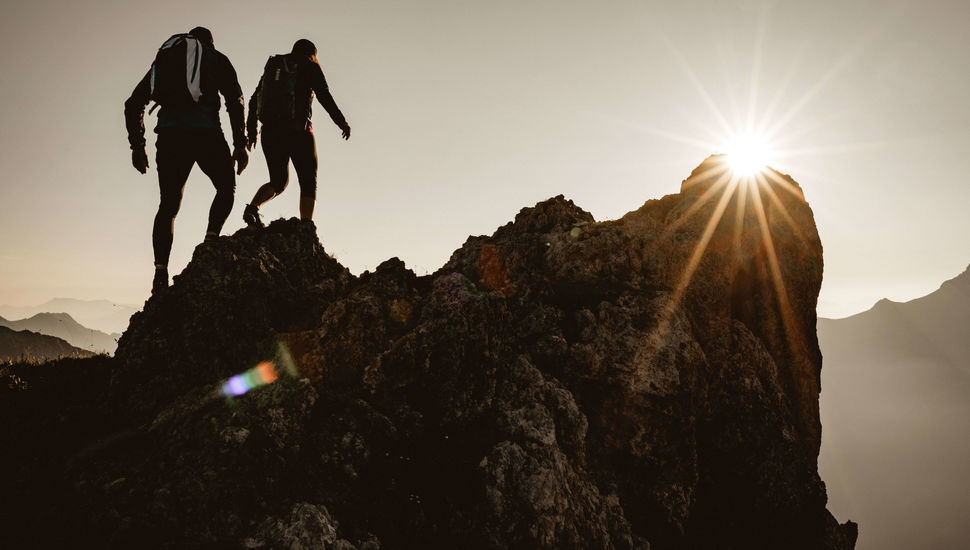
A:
242;39;351;228
124;26;249;294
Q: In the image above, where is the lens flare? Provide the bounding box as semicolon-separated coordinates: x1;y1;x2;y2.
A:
221;361;279;397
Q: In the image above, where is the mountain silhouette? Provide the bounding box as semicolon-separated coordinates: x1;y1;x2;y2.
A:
0;298;137;335
0;312;119;354
819;265;970;550
0;325;92;362
0;156;855;549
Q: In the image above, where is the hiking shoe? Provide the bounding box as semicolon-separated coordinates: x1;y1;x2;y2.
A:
152;268;168;295
243;204;264;229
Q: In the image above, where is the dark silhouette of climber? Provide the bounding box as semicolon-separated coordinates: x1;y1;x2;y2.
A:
124;26;249;294
242;39;350;228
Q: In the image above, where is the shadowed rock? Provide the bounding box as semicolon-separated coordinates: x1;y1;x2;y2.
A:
0;156;856;549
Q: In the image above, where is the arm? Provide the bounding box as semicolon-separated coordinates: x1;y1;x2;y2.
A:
308;62;350;136
217;54;248;150
124;70;152;173
124;70;152;151
246;78;262;149
217;53;249;174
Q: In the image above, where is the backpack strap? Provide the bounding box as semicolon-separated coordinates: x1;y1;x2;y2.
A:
184;36;202;102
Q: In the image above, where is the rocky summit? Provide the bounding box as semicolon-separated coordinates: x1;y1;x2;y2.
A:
0;155;856;549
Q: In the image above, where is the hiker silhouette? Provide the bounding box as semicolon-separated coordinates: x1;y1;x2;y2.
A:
242;38;351;228
124;26;250;295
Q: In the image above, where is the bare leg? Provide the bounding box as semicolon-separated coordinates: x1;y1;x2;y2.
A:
300;197;315;220
250;183;278;208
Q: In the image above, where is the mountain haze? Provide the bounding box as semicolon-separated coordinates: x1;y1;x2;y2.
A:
0;325;93;362
0;298;137;335
0;312;119;354
819;265;970;550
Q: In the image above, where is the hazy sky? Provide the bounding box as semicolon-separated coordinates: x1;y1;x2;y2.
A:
1;0;968;317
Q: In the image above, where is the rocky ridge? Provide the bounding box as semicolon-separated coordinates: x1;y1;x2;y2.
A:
0;155;856;549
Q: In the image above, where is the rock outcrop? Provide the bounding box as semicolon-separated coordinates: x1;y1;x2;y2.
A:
0;156;856;549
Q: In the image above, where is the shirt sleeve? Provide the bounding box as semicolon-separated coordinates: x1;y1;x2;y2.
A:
124;70;152;150
218;54;247;149
308;62;348;129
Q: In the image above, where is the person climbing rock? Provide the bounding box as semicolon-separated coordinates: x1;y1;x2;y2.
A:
124;26;249;295
242;38;351;229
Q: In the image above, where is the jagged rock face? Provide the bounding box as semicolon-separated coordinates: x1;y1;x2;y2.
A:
3;156;855;549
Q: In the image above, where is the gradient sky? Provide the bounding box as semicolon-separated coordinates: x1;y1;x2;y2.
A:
1;0;968;318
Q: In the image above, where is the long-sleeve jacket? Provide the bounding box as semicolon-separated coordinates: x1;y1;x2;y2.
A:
247;53;348;138
125;45;246;150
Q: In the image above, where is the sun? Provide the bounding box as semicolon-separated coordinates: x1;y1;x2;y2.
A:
723;132;775;176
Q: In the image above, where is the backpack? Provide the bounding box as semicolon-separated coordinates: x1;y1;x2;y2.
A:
149;33;204;112
256;55;301;125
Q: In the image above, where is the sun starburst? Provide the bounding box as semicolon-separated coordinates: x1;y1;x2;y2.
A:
722;131;775;177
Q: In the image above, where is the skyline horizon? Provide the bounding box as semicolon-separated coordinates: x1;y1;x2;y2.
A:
2;191;967;321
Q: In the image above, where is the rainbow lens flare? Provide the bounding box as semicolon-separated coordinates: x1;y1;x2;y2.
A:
221;361;279;397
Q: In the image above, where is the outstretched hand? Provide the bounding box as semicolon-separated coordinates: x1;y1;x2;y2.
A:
132;148;149;174
247;133;257;152
341;123;351;141
233;146;249;175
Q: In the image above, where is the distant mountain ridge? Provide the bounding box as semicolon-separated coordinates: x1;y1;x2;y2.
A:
0;325;92;362
0;298;137;334
818;264;970;550
0;312;119;354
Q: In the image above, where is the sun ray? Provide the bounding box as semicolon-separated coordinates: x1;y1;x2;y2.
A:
745;2;770;133
657;31;735;137
628;123;723;152
658;163;733;241
773;137;926;158
681;106;738;147
750;174;805;362
758;172;811;246
732;172;750;255
758;109;854;155
760;169;806;201
764;6;900;138
756;43;807;137
650;175;740;346
712;28;744;131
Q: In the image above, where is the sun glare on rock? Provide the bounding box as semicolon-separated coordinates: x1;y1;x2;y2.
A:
723;132;775;176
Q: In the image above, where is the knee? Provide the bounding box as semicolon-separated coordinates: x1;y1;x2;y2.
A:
271;176;288;195
156;197;181;219
296;171;317;199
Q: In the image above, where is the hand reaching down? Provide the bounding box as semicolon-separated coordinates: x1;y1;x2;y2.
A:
132;148;149;174
233;146;249;175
